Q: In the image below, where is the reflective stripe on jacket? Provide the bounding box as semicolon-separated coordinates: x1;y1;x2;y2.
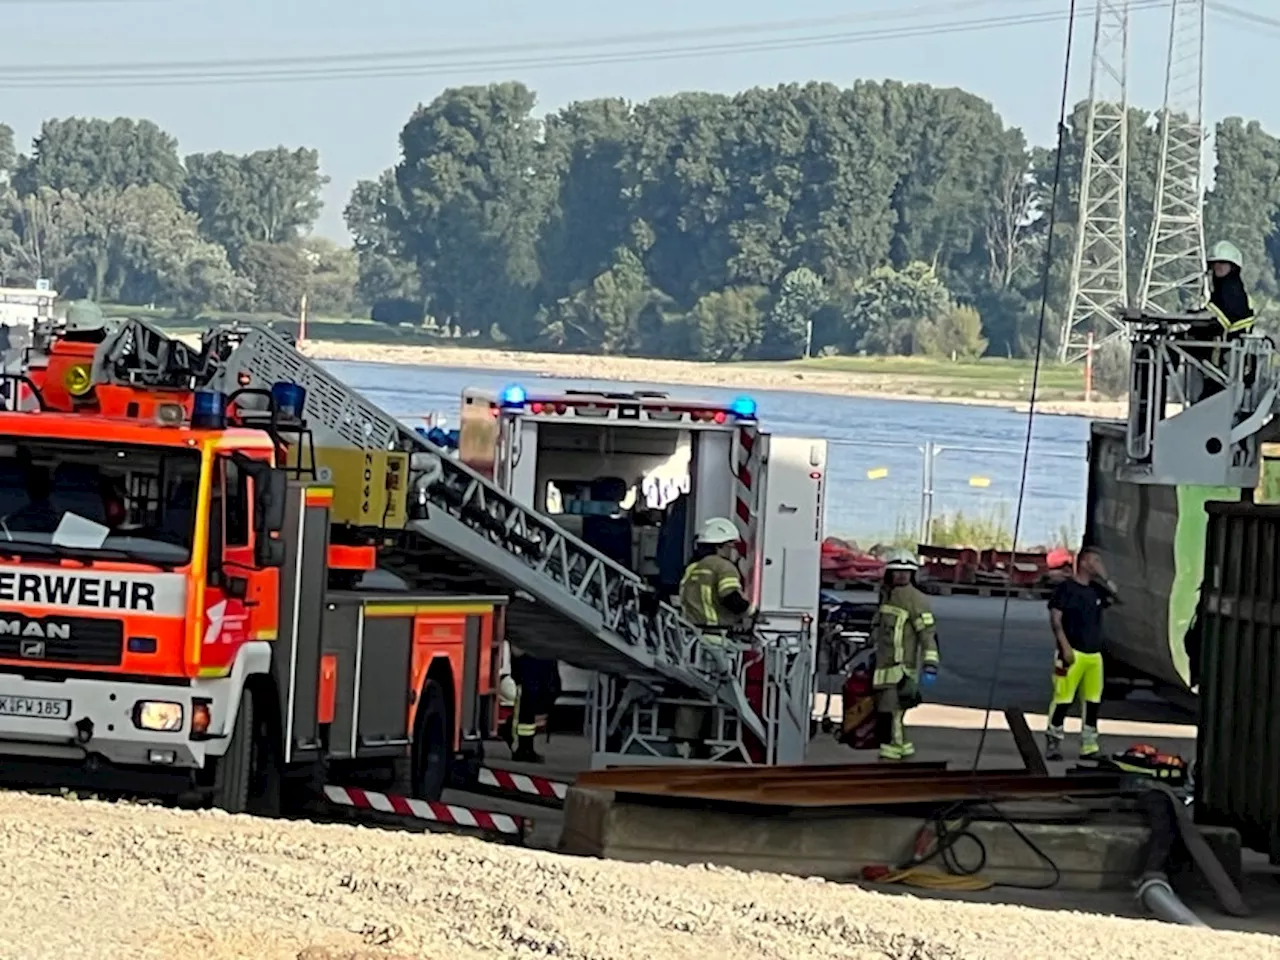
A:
1206;301;1255;335
871;584;938;689
678;553;745;628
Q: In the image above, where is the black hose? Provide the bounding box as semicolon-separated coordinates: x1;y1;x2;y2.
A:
1135;787;1208;926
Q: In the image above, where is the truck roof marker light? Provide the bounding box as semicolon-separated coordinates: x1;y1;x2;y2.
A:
191;390;227;430
730;396;757;419
500;384;526;407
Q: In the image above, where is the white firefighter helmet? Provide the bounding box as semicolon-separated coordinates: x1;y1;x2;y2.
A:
1207;240;1244;270
498;675;517;705
696;516;739;546
883;548;920;574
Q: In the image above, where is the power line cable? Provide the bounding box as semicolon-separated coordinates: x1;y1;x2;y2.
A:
970;0;1078;772
0;1;1012;73
0;0;1170;88
1207;0;1280;31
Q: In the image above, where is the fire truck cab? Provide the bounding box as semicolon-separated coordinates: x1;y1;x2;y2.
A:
460;385;828;727
0;319;502;812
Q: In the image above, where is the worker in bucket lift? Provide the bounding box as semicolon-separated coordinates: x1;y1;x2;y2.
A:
1204;241;1255;336
1046;546;1117;761
870;549;938;761
1188;241;1255;399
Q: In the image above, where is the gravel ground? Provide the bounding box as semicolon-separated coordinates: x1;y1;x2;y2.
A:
0;791;1274;960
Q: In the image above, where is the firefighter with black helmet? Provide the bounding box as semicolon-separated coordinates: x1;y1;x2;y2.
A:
871;549;938;760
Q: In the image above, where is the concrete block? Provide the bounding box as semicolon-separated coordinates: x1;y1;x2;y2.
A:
559;787;1242;893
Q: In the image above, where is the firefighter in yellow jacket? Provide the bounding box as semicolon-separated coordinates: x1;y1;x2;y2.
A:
871;549;939;760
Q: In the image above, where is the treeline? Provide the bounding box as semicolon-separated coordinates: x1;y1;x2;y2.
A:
0;118;354;317
4;85;1280;362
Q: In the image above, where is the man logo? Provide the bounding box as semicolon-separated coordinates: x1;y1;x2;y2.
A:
0;617;71;640
19;639;45;659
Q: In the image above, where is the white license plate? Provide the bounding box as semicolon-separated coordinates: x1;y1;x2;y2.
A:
0;696;71;720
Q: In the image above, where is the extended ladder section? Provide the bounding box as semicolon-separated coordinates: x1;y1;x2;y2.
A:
1122;308;1280;488
194;325;764;740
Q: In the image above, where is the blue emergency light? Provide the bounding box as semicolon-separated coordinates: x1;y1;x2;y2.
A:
271;381;307;420
191;390;227;430
500;384;527;407
730;395;758;419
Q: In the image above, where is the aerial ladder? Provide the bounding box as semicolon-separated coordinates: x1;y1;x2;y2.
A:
49;319;808;767
1120;308;1280;487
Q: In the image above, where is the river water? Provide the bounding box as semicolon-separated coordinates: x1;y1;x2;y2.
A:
324;359;1092;549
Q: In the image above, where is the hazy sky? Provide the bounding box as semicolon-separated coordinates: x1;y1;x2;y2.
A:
4;0;1277;240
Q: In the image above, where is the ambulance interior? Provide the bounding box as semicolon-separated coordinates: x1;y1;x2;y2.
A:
517;419;739;602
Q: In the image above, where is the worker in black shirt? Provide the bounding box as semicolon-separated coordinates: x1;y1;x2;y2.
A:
1045;546;1117;761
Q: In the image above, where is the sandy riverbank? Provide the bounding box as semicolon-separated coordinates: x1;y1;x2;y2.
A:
296;340;1129;420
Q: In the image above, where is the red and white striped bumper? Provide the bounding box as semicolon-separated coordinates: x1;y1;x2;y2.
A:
322;785;527;837
477;766;569;803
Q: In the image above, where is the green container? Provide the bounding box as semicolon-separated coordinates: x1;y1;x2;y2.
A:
1085;421;1243;692
1195;501;1280;861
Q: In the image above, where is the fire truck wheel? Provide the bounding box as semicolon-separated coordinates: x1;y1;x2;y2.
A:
410;680;449;802
210;694;255;814
210;689;281;816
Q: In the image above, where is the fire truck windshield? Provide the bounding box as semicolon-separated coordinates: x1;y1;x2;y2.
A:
0;437;200;568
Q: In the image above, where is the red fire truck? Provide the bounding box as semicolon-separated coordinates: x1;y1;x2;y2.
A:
0;318;503;812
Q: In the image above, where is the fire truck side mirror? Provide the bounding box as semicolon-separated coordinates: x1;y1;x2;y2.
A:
255;537;286;569
257;468;288;535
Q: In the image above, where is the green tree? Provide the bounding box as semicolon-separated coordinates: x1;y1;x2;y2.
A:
301;237;359;317
842;262;953;356
14;118;185;197
537;247;662;354
393;82;554;341
538;99;636;303
885;83;1026;286
183;147;326;258
0;124;14;189
344;169;420;309
1204;117;1280;296
0;188;85;288
72;184;241;307
689;286;767;361
760;266;825;359
237;241;308;315
915;304;988;360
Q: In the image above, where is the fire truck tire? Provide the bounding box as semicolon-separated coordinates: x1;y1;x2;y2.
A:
210;689;282;816
210;694;255;814
407;680;449;802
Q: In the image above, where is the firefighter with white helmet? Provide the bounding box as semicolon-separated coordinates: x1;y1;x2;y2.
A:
678;517;754;637
1204;241;1255;336
1188;241;1256;400
673;516;755;757
870;548;939;760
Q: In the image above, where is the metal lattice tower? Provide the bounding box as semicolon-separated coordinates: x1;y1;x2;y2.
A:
1138;0;1208;314
1061;0;1131;363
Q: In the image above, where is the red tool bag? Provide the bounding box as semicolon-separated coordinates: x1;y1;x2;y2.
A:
838;647;886;750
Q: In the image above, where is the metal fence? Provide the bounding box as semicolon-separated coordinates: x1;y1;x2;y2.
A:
824;439;1086;549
